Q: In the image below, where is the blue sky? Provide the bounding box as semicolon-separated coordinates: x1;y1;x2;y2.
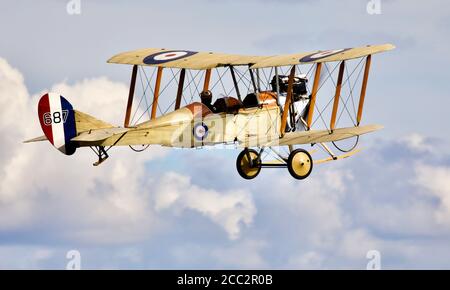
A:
1;0;450;269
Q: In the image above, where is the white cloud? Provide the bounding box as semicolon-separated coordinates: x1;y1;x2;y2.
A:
337;229;380;261
0;57;162;242
0;246;55;269
267;169;350;244
2;55;450;269
0;58;255;248
49;77;130;124
287;251;325;269
401;133;433;152
153;172;256;240
415;163;450;227
210;239;267;268
170;239;267;269
244;167;383;268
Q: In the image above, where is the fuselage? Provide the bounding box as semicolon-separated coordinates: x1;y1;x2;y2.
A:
91;101;281;148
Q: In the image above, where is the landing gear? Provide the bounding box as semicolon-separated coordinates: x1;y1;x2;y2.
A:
91;146;109;166
287;149;313;179
236;147;314;180
236;148;261;179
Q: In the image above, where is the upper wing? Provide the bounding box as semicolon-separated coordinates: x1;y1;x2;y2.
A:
107;44;394;70
266;124;383;146
108;48;268;70
250;44;395;68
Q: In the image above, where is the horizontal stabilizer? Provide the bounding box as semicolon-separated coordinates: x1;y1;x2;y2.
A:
71;127;129;143
74;110;113;133
23;135;48;143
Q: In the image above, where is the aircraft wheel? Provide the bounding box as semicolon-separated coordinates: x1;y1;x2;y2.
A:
236;149;261;179
288;149;313;180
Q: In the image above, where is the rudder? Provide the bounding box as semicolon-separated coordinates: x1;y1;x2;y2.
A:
38;93;77;155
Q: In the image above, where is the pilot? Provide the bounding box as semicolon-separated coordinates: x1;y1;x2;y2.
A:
200;90;216;113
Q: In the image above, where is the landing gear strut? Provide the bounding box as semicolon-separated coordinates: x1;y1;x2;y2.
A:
91;146;109;166
236;147;314;180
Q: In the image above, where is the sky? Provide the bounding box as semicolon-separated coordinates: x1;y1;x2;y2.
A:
1;0;450;269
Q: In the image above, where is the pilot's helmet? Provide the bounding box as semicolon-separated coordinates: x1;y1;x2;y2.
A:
200;90;212;104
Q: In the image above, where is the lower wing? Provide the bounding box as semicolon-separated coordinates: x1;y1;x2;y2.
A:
265;124;383;146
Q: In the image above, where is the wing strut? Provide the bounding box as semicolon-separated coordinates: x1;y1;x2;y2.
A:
203;68;212;92
175;68;186;110
248;65;258;93
280;65;296;135
330;61;346;132
124;64;138;127
274;67;281;105
229;66;242;102
306;63;323;129
255;69;261;92
151;67;164;119
357;55;372;125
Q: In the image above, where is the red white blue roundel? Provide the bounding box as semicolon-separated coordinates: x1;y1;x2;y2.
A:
193;122;208;141
300;48;351;63
143;50;198;65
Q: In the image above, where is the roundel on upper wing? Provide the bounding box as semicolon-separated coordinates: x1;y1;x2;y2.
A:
299;48;351;63
143;50;198;65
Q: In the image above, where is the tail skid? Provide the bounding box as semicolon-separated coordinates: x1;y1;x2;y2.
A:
91;146;109;166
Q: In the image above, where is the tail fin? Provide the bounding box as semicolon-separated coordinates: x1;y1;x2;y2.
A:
36;93;113;155
38;93;77;155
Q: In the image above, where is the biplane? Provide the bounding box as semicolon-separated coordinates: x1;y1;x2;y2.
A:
25;44;394;179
